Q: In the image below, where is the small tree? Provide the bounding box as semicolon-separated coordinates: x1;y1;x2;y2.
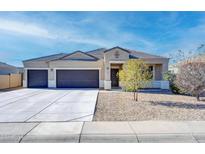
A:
119;59;151;101
175;62;205;101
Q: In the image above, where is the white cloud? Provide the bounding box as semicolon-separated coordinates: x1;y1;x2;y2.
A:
0;18;55;39
0;17;155;50
161;22;205;64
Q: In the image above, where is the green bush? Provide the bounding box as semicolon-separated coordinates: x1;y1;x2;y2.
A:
163;71;181;94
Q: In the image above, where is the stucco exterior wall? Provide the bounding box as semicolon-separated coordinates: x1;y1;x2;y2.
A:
144;58;169;79
63;52;96;60
23;61;49;68
155;64;163;80
104;49;129;81
49;60;104;80
23;60;104;88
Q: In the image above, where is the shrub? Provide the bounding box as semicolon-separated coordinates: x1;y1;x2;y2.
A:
163;71;181;94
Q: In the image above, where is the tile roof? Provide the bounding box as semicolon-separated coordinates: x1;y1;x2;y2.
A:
23;47;168;62
87;46;168;59
0;62;17;68
23;53;66;62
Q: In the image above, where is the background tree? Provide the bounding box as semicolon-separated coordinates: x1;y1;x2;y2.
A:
175;62;205;101
119;59;151;101
169;44;205;65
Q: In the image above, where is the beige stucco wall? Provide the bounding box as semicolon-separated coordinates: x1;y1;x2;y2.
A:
145;58;168;71
23;61;49;68
49;60;104;80
155;64;163;80
0;74;22;89
63;52;96;60
144;58;169;79
23;60;105;87
104;49;129;81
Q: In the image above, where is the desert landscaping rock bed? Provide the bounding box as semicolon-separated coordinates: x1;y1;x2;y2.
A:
93;91;205;121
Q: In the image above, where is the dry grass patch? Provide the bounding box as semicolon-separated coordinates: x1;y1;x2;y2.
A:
93;91;205;121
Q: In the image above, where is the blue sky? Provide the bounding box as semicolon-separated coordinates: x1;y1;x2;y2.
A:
0;12;205;66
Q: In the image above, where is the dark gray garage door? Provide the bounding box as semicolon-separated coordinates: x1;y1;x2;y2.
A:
28;70;48;88
56;70;99;88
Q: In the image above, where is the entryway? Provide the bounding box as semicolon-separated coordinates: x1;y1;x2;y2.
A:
111;69;119;87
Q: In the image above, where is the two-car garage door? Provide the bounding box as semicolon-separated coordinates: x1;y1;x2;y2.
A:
56;70;99;88
27;70;99;88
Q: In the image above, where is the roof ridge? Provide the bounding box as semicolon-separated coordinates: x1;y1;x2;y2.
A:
57;50;99;60
23;53;65;62
0;62;16;68
86;48;107;53
58;51;82;60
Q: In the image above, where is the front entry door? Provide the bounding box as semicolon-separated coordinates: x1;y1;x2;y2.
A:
111;69;119;87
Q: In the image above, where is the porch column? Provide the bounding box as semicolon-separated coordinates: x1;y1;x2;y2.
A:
162;62;168;75
48;68;56;88
153;65;156;80
104;62;111;90
23;69;27;88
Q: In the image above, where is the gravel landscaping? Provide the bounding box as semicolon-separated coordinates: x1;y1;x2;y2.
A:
93;91;205;121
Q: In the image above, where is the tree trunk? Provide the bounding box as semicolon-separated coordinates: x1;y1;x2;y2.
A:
197;94;200;101
136;92;138;101
133;91;138;101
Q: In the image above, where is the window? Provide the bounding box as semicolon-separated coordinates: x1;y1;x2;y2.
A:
148;66;153;79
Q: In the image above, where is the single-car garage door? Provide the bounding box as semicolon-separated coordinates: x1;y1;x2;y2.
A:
56;70;99;88
28;70;48;88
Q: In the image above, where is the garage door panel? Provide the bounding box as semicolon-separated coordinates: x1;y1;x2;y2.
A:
57;70;99;88
28;70;48;88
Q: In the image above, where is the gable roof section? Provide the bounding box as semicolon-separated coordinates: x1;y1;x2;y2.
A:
104;46;131;53
86;48;107;59
57;51;99;61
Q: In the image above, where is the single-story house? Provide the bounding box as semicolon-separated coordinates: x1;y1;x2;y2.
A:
0;62;21;75
23;46;169;90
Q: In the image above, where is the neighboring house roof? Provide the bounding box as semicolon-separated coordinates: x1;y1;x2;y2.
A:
23;46;168;62
0;62;19;75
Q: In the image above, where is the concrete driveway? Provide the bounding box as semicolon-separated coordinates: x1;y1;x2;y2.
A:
0;88;98;122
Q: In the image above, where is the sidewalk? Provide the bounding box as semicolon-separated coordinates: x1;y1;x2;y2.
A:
0;121;205;143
